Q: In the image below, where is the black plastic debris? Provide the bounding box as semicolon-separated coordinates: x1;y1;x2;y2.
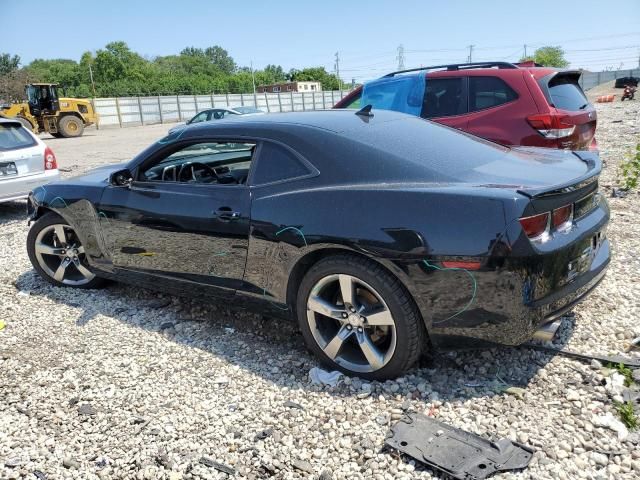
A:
254;428;274;441
284;400;304;410
386;413;534;480
199;457;235;475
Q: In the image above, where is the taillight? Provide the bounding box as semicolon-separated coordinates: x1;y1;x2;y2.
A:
552;204;573;229
44;146;57;170
519;212;549;239
526;113;576;139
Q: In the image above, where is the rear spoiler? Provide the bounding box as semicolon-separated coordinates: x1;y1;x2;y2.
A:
517;150;601;199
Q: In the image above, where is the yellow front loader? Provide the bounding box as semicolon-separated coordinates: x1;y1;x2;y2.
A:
1;83;98;138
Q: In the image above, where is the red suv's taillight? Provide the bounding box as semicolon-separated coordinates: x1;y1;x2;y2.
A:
44;146;57;170
519;212;550;239
526;113;576;139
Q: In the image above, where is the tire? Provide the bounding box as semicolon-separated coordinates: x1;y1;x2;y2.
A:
57;115;84;138
16;116;34;132
50;132;64;138
27;212;105;289
296;254;426;380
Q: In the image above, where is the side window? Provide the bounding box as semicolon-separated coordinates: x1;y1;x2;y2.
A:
469;77;517;111
342;92;361;109
189;111;209;124
252;142;312;185
421;78;466;118
140;141;256;185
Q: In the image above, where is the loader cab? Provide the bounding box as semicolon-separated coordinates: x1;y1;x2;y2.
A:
26;84;60;116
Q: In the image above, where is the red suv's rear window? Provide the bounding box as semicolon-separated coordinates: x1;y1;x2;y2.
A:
547;75;589;111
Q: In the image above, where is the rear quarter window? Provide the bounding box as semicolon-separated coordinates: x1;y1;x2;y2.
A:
547;75;589;111
0;123;37;151
252;142;312;185
469;76;517;111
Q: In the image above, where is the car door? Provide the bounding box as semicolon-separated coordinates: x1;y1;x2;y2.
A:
421;76;469;131
96;139;255;298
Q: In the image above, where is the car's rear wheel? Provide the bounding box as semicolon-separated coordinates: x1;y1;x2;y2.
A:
27;213;105;289
296;254;426;380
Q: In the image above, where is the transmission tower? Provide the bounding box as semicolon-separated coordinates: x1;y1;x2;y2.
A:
397;44;405;70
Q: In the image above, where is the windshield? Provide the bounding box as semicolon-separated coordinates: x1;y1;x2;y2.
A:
360;73;425;116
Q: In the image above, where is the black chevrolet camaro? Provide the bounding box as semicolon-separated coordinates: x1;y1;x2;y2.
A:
26;109;610;379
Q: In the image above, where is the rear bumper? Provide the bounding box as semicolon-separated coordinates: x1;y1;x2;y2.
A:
0;170;60;203
410;201;610;349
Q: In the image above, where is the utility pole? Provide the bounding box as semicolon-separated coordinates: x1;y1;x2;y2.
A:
467;45;474;63
250;60;257;105
334;52;341;89
88;64;96;98
396;44;405;70
523;44;527;59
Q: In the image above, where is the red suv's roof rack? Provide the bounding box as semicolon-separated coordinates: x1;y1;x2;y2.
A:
383;62;519;77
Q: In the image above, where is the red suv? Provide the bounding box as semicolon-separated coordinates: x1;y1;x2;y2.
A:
334;62;597;150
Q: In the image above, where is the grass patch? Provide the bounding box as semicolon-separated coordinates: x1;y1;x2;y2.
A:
619;143;640;191
615;401;638;430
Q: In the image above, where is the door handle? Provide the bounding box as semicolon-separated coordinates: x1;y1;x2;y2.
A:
215;207;240;221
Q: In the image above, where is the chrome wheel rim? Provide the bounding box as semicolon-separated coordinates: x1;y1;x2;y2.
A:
34;224;95;286
306;274;397;373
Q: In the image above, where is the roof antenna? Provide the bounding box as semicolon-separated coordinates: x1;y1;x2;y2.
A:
355;104;374;118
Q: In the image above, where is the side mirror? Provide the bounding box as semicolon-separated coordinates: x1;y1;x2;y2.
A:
110;168;133;187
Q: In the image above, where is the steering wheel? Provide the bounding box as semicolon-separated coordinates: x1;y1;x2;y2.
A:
178;162;218;183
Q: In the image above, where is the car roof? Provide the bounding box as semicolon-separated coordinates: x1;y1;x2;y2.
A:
184;109;413;134
0;118;24;126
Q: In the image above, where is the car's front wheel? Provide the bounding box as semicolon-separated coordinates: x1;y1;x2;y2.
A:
27;213;105;289
296;254;426;380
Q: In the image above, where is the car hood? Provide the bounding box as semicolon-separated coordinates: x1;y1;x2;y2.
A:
168;122;186;134
63;162;129;185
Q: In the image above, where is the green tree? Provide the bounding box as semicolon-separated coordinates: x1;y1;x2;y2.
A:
520;46;569;68
204;46;235;74
94;41;148;84
290;67;342;90
0;53;20;75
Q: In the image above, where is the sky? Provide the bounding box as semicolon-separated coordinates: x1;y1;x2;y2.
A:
2;0;639;82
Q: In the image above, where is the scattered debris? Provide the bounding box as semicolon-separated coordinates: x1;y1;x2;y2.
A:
212;376;230;385
625;336;640;352
62;457;80;469
592;412;629;441
143;298;171;309
77;403;97;416
254;428;273;441
0;319;5;331
386;413;534;480
309;367;343;386
504;386;526;400
522;343;640;368
292;459;314;474
284;400;304;410
33;471;47;479
4;457;21;467
199;457;235;475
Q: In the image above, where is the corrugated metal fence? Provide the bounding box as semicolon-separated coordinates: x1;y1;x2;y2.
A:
91;68;640;128
94;90;352;127
579;68;640;91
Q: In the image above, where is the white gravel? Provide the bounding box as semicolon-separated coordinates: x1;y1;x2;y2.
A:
1;107;639;480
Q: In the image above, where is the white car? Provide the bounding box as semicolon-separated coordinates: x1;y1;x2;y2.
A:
0;118;60;203
168;106;265;134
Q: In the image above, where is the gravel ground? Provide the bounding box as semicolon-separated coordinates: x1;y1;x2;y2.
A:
1;107;639;480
